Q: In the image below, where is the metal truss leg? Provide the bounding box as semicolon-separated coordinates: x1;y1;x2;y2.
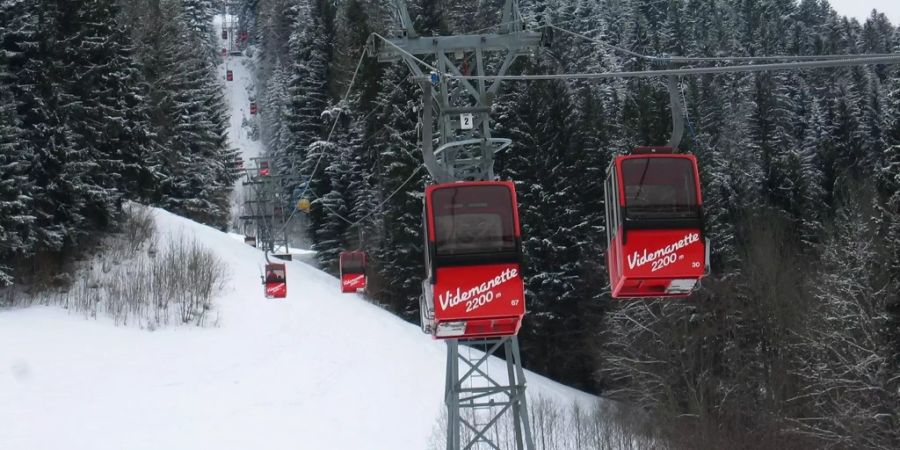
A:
444;337;534;450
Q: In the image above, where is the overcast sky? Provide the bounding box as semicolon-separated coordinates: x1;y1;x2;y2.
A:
828;0;900;26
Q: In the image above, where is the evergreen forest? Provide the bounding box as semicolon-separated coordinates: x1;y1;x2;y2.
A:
1;0;899;447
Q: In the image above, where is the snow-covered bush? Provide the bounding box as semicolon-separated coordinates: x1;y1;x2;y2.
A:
428;395;661;450
20;204;228;328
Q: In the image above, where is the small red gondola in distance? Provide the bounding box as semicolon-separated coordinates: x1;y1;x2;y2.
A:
226;70;233;81
258;161;269;176
420;181;525;339
339;251;367;293
250;102;257;115
604;147;709;298
264;263;287;298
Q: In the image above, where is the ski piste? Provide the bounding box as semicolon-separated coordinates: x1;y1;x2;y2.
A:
0;207;598;450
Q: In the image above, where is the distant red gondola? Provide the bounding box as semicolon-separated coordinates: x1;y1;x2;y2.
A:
226;70;233;81
244;235;256;247
221;29;227;40
604;147;709;298
258;161;269;176
420;181;525;339
264;263;287;298
250;102;257;115
339;251;367;293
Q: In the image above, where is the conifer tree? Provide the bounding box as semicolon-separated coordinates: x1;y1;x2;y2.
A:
0;55;34;285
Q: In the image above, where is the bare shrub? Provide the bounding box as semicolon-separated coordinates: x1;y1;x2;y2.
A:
428;395;664;450
153;235;226;326
121;203;156;253
23;204;228;329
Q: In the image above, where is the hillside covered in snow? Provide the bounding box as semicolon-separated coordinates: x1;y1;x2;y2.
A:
0;207;605;450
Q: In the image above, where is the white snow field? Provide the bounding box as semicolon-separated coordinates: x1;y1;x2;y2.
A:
0;207;597;450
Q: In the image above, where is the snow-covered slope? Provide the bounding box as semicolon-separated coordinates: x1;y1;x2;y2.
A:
0;208;596;450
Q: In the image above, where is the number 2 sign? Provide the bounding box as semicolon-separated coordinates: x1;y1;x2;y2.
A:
460;113;474;130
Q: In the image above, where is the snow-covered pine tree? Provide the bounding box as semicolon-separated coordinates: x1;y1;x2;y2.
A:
0;43;34;285
141;0;236;228
261;61;292;170
283;0;332;202
180;0;216;50
310;110;355;271
366;65;425;319
1;0;103;251
55;0;158;218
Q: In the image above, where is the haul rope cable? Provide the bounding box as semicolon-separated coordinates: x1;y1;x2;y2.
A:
278;57;420;233
272;46;369;238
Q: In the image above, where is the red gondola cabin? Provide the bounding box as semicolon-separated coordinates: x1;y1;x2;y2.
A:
250;102;257;115
226;70;233;81
420;181;525;339
258;161;269;176
604;147;709;298
264;263;287;298
222;29;228;40
339;251;367;293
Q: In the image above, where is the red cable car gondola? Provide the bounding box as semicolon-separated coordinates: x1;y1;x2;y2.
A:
604;147;709;298
420;181;525;339
226;70;233;81
221;29;227;40
263;263;287;298
250;102;257;115
339;251;367;293
258;161;269;176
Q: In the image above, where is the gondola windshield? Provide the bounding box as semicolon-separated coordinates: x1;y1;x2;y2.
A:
431;185;516;256
621;158;698;219
341;253;365;274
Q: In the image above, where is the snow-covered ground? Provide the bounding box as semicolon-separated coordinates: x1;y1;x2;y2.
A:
216;12;267;237
0;207;597;450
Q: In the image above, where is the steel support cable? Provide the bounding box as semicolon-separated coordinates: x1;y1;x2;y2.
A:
437;54;900;81
307;165;425;227
544;24;667;62
372;32;441;72
545;23;900;64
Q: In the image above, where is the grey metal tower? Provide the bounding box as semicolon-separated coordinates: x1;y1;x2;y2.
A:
240;157;290;254
368;2;540;448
